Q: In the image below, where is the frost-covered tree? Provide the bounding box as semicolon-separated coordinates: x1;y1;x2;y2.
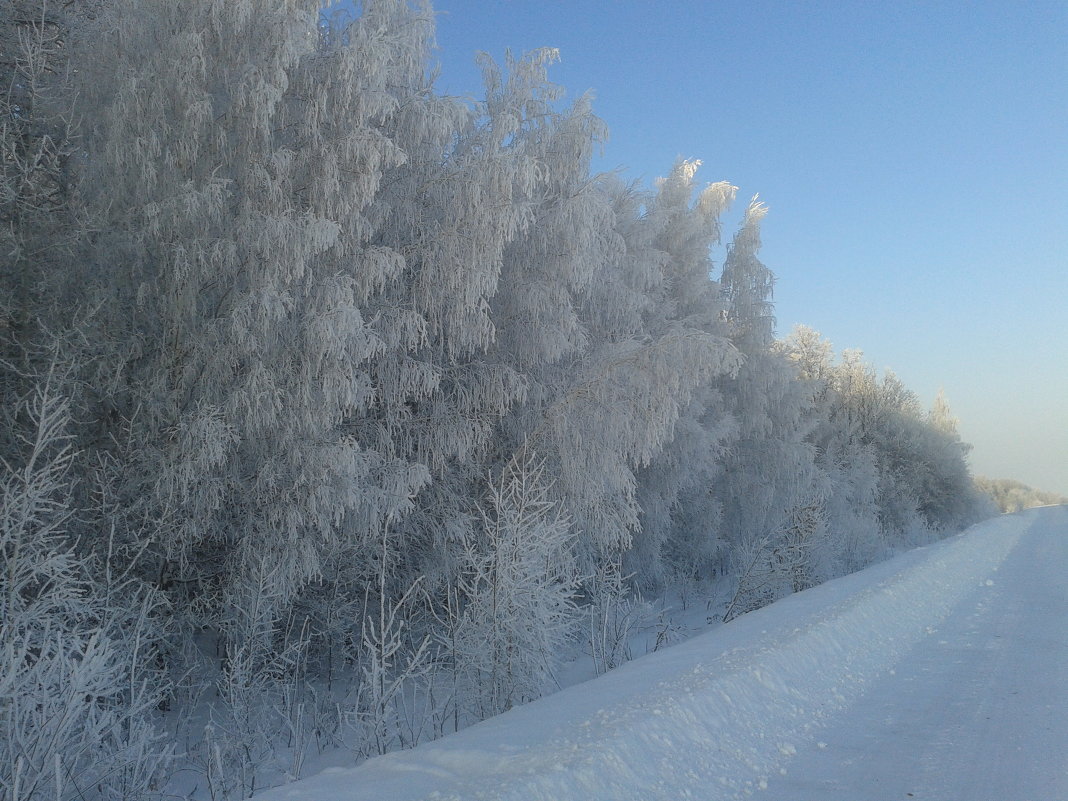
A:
0;0;89;407
442;454;578;721
1;374;169;801
714;200;822;614
781;326;988;566
628;163;740;588
975;476;1065;513
367;47;579;590
720;197;775;352
780;326;883;572
831;361;948;543
911;388;985;530
505;161;739;573
72;0;435;653
0;0;999;785
59;6;455;787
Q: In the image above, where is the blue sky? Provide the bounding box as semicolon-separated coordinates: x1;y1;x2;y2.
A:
423;1;1067;493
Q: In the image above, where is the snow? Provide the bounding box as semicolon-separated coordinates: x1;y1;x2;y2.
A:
255;507;1067;801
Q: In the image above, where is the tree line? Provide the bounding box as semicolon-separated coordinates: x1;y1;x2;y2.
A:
974;477;1067;513
1;1;993;798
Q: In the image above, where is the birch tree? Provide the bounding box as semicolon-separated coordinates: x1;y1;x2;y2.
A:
714;199;823;612
779;326;883;572
628;163;740;588
73;0;436;652
502;162;741;573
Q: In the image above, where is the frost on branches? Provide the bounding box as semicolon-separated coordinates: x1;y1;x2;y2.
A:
0;1;993;797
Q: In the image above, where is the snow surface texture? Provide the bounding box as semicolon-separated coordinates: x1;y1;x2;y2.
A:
256;507;1066;801
762;505;1068;800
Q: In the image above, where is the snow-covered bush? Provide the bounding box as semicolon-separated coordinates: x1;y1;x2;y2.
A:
443;454;579;721
0;376;170;801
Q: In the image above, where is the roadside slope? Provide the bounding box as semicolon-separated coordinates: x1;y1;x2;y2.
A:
256;510;1052;801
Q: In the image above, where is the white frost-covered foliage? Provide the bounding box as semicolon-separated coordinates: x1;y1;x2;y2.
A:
628;165;740;588
1;376;169;801
75;0;434;641
780;327;991;566
499;161;741;568
975;476;1065;513
0;0;992;794
713;200;824;618
442;454;578;722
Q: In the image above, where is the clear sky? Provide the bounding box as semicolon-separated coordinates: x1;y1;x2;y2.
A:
420;0;1067;494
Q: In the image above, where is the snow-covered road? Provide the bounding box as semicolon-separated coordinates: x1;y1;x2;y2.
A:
765;504;1068;801
256;506;1068;801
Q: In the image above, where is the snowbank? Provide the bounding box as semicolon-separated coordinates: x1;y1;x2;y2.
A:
255;514;1026;801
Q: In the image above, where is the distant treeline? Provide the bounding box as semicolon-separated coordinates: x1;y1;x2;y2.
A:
975;477;1068;513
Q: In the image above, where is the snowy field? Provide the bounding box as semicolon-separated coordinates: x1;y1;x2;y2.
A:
256;506;1067;801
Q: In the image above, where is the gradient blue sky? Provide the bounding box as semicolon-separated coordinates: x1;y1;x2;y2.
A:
422;0;1067;494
